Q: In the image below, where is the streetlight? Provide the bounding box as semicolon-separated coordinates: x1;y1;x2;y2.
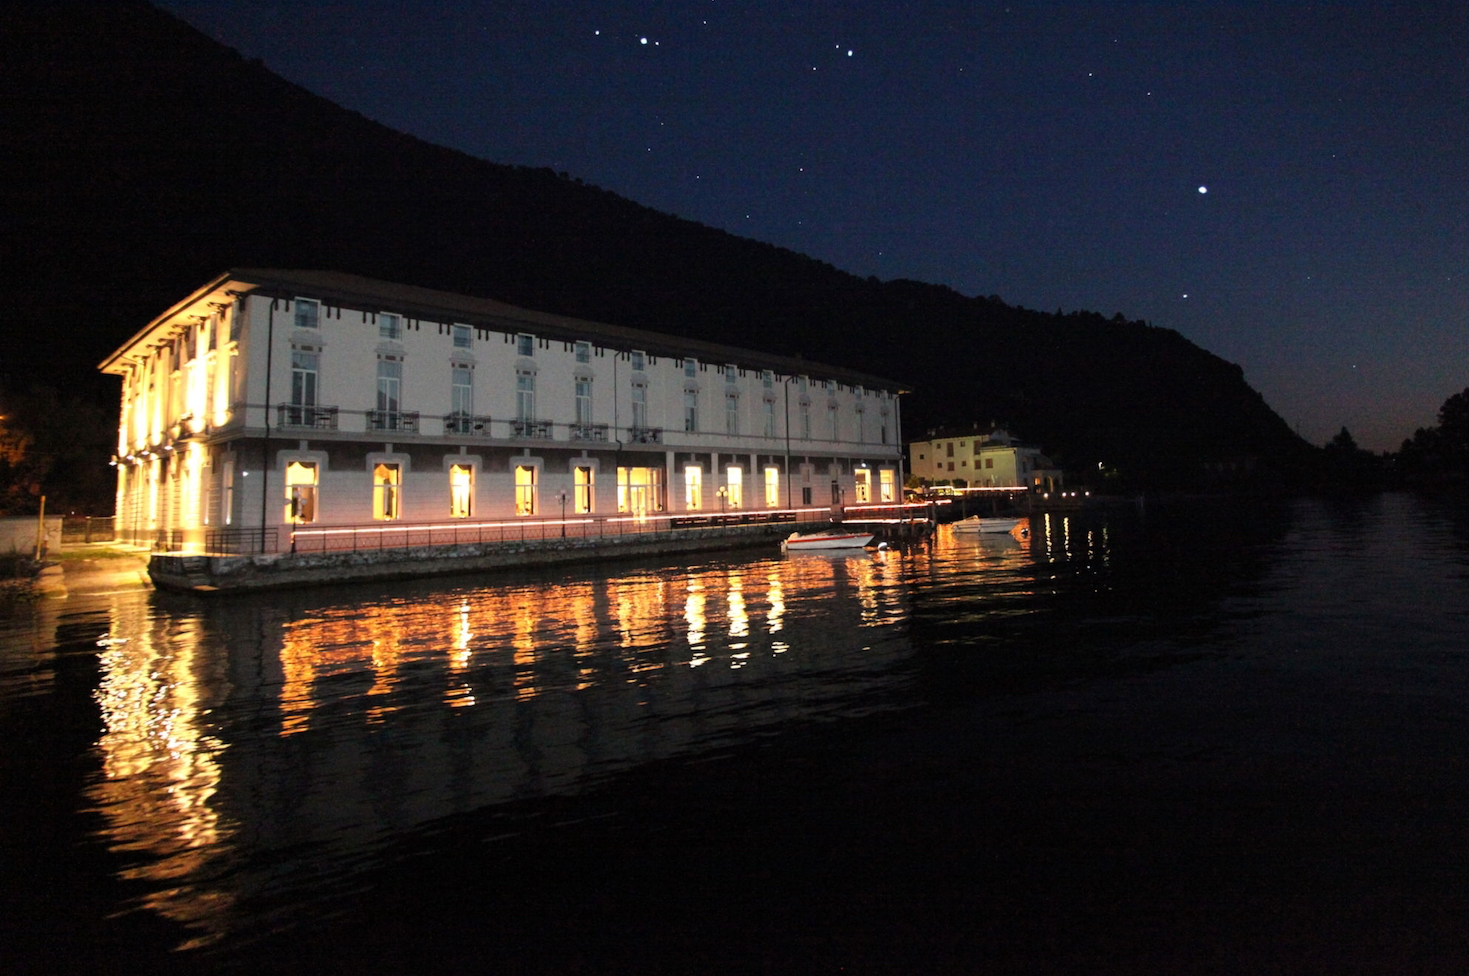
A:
556;489;568;536
717;485;727;514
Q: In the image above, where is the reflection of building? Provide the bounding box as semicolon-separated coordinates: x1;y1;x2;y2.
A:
908;426;1063;491
100;270;907;551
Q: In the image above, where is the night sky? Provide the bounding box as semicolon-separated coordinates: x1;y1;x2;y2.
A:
153;0;1467;451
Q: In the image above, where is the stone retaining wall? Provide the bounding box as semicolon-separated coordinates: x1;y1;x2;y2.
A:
149;522;799;594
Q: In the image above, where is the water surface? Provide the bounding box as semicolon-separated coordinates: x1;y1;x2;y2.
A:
6;492;1469;973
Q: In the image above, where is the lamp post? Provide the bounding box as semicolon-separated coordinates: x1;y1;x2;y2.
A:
717;485;727;515
556;490;568;536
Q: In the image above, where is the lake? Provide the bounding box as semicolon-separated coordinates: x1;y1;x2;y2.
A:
5;492;1469;974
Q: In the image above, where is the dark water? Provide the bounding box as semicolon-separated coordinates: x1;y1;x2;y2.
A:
5;492;1469;974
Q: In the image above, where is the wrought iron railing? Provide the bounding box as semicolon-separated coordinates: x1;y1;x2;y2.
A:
570;422;609;441
277;404;339;429
511;419;554;439
289;508;816;554
204;527;279;555
627;426;663;444
443;412;493;436
366;409;420;433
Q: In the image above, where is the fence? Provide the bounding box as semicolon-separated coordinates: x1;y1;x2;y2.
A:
289;508;817;555
60;516;115;543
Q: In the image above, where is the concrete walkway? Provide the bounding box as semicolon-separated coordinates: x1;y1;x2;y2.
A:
37;544;153;600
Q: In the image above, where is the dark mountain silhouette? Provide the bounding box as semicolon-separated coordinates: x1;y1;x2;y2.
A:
3;0;1308;488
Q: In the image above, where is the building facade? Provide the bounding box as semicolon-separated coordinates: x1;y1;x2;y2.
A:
908;427;1062;491
101;270;907;551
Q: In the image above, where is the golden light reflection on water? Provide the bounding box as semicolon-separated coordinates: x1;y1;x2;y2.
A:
78;542;953;950
89;599;234;947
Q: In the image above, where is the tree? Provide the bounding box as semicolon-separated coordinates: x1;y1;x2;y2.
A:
0;385;117;516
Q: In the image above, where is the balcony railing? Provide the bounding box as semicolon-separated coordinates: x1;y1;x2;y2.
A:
443;413;494;436
512;419;554;439
570;422;609;441
627;426;663;444
366;409;420;433
277;404;339;429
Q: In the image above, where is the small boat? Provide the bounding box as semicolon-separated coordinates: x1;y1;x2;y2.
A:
781;530;875;552
951;516;1027;534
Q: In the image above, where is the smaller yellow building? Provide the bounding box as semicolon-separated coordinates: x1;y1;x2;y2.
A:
907;427;1062;492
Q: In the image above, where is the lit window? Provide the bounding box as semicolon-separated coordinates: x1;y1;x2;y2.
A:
517;334;534;356
294;299;319;329
514;464;537;515
284;460;317;524
684;464;702;510
373;462;401;520
879;469;895;502
855;468;872;503
575;465;594;514
453;325;472;349
379;313;402;340
764;466;780;507
725;466;743;508
449;464;473;518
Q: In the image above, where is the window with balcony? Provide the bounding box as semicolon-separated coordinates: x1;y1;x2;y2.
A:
575;377;593;425
516;369;536;421
631;382;648;429
684;389;699;432
450;365;473;428
376;357;402;425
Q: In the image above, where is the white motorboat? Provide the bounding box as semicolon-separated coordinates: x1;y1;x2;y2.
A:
781;530;875;552
951;516;1027;534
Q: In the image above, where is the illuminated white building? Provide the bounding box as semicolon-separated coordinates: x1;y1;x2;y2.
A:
101;269;907;551
908;427;1062;491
